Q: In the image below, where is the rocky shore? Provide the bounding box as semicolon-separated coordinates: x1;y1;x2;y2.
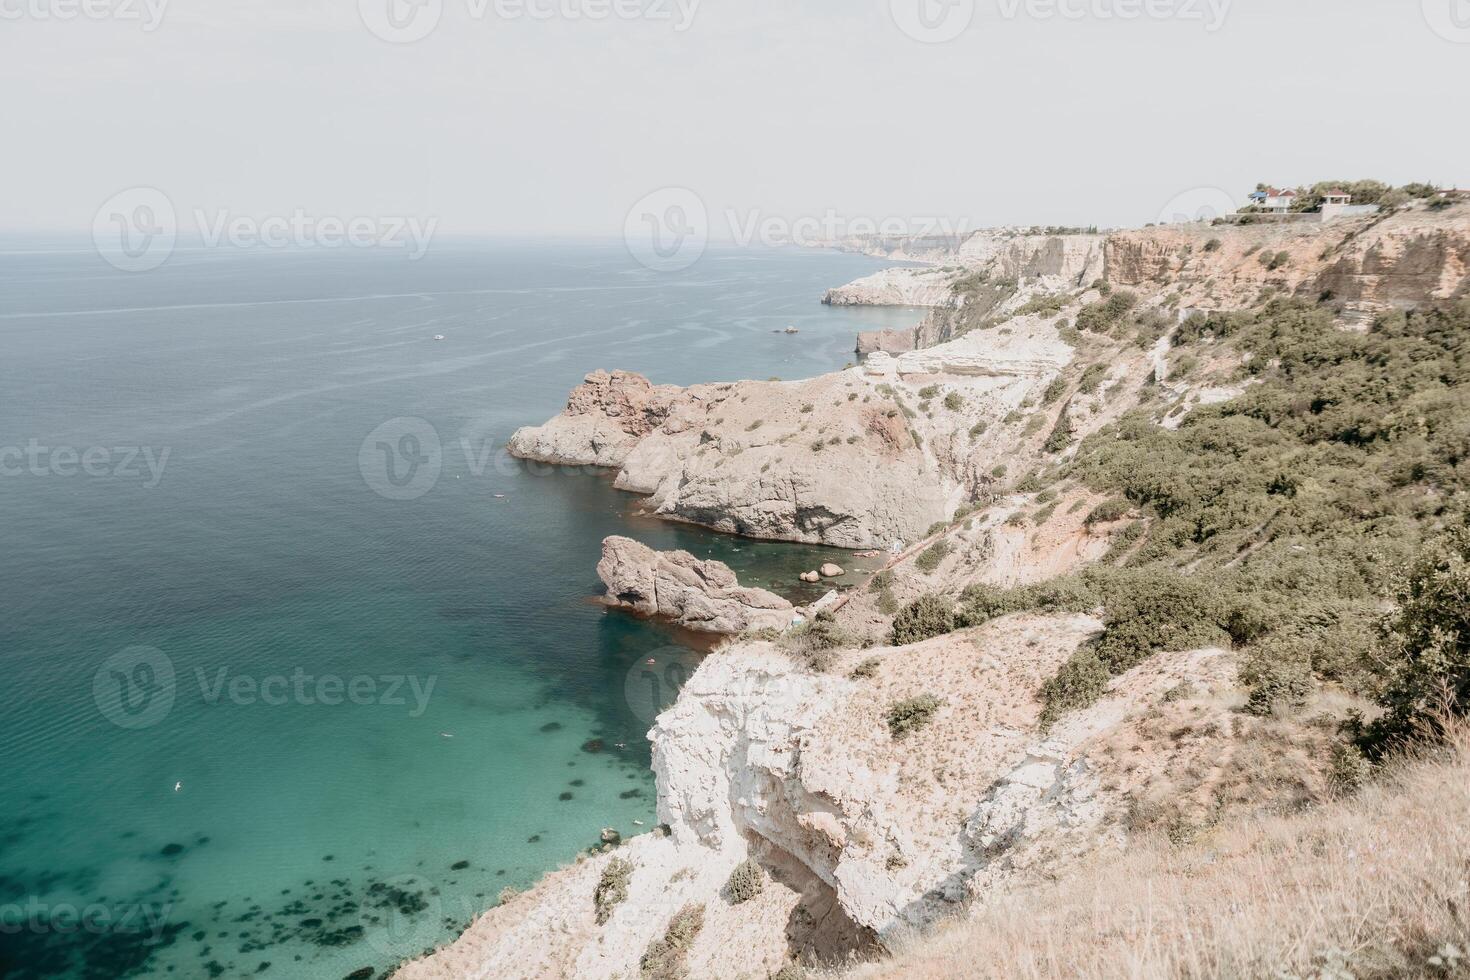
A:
399;202;1470;980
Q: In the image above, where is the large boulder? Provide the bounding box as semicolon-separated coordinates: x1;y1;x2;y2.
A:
596;536;794;634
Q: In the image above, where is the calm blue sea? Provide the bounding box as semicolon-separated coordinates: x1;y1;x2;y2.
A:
0;240;920;979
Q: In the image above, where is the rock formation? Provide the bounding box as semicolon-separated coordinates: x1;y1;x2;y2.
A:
823;267;958;307
411;204;1470;980
596;536;794;634
505;369;680;468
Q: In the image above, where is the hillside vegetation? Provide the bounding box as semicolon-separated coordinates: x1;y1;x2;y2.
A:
893;299;1470;755
845;725;1470;980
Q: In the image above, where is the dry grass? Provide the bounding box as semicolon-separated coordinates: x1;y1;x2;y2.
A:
844;729;1470;980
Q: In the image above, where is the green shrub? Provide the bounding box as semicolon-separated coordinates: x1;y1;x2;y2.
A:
1038;649;1110;729
641;902;704;980
1357;518;1470;758
1203;238;1223;252
1015;291;1069;318
779;612;853;672
969;421;989;438
918;384;940;399
1084;498;1129;526
958;576;1099;626
1043;409;1074;453
886;695;943;739
943;391;964;411
1161;681;1196;703
1074;290;1138;332
724;859;765;905
914;540;951;574
850;657;881;680
1239;637;1314;715
869;569;894;592
1042;378;1068;405
1077;364;1108;394
890;594;956;645
1327;743;1372;796
594;857;633;924
1092;571;1228;674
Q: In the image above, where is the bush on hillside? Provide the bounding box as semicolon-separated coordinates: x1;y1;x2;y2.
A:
890;594;956;646
914;540;951;574
886;695;944;739
640;902;704;980
1357;517;1470;759
594;857;633;924
724;859;765;905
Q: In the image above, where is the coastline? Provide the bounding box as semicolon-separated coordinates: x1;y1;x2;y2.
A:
396;205;1470;979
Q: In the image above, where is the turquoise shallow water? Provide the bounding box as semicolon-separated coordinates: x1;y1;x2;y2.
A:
0;241;919;979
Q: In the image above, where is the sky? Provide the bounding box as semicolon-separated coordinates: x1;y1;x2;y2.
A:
2;0;1468;239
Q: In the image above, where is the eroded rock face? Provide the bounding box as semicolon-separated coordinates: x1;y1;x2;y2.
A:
1101;207;1470;314
508;313;1075;549
649;616;1229;939
506;369;681;467
596;535;794;634
855;328;917;358
823;268;957;307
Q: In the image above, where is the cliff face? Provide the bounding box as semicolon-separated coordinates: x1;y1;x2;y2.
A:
1102;207;1470;314
421;204;1470;980
395;618;1247;979
506;369;680;468
823;267;958;307
509;318;1075;549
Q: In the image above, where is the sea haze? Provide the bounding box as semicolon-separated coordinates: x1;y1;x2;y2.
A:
0;240;921;978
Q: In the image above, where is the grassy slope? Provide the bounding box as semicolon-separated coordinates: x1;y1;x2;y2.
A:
845;728;1470;980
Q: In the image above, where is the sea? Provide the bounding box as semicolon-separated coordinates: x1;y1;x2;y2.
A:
0;239;921;979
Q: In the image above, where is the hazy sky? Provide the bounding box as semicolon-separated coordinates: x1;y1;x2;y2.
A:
3;0;1468;238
